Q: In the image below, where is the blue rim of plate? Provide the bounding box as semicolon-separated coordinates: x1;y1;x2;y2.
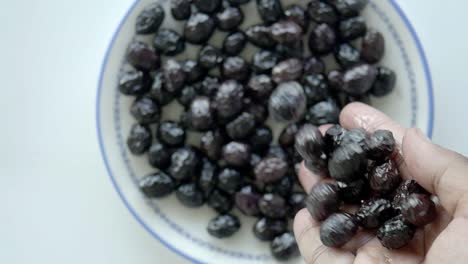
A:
96;0;435;263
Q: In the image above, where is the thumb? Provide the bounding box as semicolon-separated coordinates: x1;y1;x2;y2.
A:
403;128;468;218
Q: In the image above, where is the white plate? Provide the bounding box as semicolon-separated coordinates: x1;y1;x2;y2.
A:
96;0;434;263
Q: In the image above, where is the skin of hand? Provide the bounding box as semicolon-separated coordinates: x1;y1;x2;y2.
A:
293;102;468;264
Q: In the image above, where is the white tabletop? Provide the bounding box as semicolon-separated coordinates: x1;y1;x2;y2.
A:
1;0;467;263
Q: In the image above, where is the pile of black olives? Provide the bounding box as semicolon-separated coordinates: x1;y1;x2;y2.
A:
121;0;400;260
300;126;436;249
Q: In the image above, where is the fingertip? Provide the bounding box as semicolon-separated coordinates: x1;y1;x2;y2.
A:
339;102;405;143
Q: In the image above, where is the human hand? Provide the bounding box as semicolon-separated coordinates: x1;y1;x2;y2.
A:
294;102;468;264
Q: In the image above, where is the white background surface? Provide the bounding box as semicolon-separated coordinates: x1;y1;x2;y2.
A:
1;0;467;263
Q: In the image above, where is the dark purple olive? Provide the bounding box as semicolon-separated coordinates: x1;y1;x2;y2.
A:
320;212;358;247
126;40;160;71
254;157;288;184
139;172;175;198
342;64;378;96
222;141;251;167
328;143;367;182
253;217;287;241
356;198;396;229
377;215;416;249
361;29;385;63
367;130;396;161
258;193;288;219
306;182;341;221
308;23;336;54
268;81;306;122
235;185;261;216
270;20;303;44
272;58;303;83
368;160;401;194
400;193;436;226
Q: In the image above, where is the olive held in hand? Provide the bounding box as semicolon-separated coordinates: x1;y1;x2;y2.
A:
235;185;261;216
341;127;369;150
136;3;165;34
295;124;325;161
268;81;306;122
176;183;205;207
377;215;416;249
184;13;216;44
368;159;401;194
253;217;287;241
400;193;437;226
328;142;367;182
254;157;288;184
207;214;241;238
222;141;251;167
306;182;341;221
305;100;340;125
367;129;396;161
337;179;368;204
356;198;396;229
270;232;299;260
324;124;347;154
127;123;152;155
258;193;288;219
392;180;428;209
320;212;358;247
139;172;175;198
